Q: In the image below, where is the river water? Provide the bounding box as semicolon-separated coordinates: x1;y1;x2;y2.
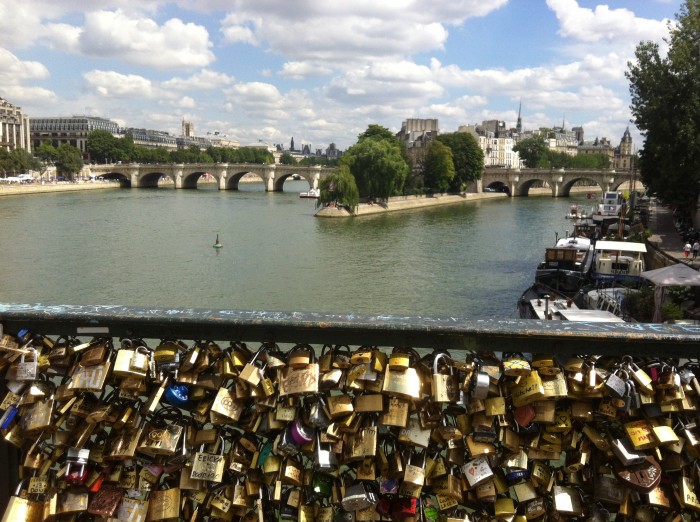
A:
0;181;589;319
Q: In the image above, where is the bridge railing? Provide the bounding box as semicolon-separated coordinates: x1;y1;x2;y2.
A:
1;302;699;357
1;302;700;514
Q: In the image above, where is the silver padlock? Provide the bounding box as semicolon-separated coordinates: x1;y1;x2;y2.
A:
16;347;38;381
471;370;490;400
315;432;337;471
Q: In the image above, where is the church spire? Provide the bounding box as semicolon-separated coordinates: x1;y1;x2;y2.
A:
516;99;522;133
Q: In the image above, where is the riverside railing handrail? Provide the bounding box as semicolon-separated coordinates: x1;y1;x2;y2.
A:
1;303;700;357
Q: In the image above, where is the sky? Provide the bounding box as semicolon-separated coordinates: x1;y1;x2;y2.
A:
0;0;683;152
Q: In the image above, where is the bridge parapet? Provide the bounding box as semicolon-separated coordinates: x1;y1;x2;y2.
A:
482;167;633;197
88;163;336;191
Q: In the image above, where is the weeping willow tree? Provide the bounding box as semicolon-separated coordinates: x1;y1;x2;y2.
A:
316;165;359;212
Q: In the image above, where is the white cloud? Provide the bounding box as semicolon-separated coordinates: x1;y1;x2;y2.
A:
162;69;235;91
83;70;156;98
50;10;215;70
219;0;508;66
547;0;672;46
0;48;50;83
279;62;333;80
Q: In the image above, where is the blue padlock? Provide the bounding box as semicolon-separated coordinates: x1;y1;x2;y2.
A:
164;383;189;407
0;404;18;430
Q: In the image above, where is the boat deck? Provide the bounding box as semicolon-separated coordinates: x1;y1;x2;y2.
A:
528;296;626;322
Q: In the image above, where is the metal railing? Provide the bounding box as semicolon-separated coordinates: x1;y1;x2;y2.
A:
1;302;700;357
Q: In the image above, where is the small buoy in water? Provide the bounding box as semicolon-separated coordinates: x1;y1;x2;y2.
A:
213;234;222;248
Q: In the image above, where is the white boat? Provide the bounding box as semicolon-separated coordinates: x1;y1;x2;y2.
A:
518;285;624;321
595;191;625;218
590;240;647;284
300;188;320;198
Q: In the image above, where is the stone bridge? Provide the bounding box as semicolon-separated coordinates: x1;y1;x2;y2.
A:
87;163;337;191
481;167;635;197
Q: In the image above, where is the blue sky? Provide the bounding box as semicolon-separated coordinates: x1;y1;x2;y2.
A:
0;0;682;151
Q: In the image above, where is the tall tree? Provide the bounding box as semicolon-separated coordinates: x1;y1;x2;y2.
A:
423;140;455;193
316;164;359;211
435;132;484;191
627;0;700;214
54;144;84;180
87;130;120;163
512;135;548;168
342;128;409;199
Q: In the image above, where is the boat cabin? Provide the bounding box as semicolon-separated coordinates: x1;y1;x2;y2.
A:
592;240;647;282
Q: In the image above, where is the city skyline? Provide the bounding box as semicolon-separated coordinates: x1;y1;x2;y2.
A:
1;1;681;150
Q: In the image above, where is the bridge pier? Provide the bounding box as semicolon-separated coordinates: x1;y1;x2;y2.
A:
173;166;185;189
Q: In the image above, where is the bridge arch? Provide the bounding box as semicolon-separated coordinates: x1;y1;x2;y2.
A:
95;171;131;187
272;172;314;192
139;171;174;188
180;170;211;189
557;176;605;197
223;170;264;190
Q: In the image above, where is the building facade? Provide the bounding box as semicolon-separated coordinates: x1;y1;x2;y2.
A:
0;97;31;152
458;121;522;169
30;116;120;156
396;118;440;173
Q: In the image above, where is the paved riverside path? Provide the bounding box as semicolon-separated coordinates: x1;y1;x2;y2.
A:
647;199;693;263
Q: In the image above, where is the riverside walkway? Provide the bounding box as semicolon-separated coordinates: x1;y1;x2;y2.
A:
647;199;692;263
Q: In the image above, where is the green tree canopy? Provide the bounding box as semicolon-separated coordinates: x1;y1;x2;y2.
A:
626;0;700;213
513;135;548;168
316;164;359;212
87;130;121;163
279;152;296;165
342;127;409;199
423;140;455;193
435;132;484;191
54;144;84;179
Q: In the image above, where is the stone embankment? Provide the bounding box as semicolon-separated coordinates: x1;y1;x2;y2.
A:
315;192;507;217
0;181;121;196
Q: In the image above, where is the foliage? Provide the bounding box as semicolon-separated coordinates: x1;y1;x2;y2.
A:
316;164;359;211
87;131;275;165
86;130;119;163
54;144;84;179
625;288;655;322
299;156;339;167
0;148;42;176
540;151;610;169
435;132;484;191
423;141;455;193
626;0;700;214
513;136;548;167
279;152;297;165
342;126;409;199
667;285;694;305
662;303;684;321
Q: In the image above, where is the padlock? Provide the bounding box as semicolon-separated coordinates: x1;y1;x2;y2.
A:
403;448;427;487
315;432;338;471
79;338;112;367
239;345;267;386
190;437;226;482
15;347;38;381
432;353;458;403
341;480;378;512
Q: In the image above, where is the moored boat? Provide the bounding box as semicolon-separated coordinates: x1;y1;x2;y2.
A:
518;283;625;321
590;240;647;285
534;227;595;295
300;188;320;198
